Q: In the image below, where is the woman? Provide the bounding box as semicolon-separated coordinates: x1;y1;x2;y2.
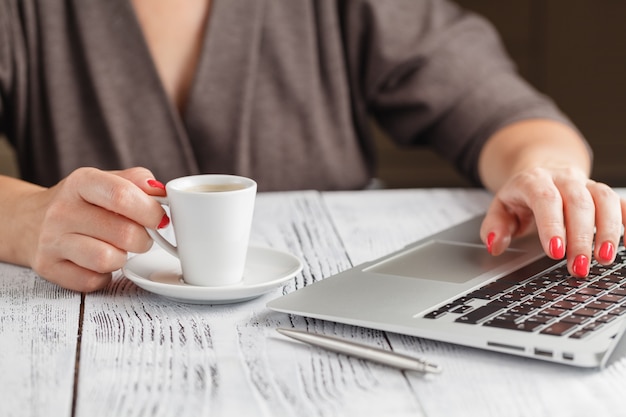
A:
0;0;623;292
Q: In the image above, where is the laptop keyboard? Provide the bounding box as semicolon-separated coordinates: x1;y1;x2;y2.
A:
424;243;626;339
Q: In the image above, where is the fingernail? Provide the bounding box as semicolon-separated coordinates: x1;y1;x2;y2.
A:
573;255;589;277
486;232;495;254
148;179;165;190
158;214;170;229
599;241;615;262
549;236;565;259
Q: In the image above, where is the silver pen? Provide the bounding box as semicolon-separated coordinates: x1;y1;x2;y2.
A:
276;328;442;374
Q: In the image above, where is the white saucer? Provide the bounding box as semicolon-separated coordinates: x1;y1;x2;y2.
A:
122;246;303;304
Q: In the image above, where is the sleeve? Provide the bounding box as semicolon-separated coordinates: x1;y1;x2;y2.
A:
0;1;11;135
0;0;28;149
341;0;584;186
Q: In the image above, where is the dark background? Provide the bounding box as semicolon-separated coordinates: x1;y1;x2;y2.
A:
375;0;626;188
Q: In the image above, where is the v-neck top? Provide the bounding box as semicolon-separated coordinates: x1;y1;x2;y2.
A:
0;0;576;191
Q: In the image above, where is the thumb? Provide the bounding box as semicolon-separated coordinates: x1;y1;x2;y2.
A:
480;198;521;256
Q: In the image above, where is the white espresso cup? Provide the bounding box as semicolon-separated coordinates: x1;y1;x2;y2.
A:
147;174;257;287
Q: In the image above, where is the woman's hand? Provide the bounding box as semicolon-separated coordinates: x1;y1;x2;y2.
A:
480;165;625;278
478;119;626;278
13;167;168;292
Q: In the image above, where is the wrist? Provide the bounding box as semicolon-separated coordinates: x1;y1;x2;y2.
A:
0;176;47;267
479;119;591;192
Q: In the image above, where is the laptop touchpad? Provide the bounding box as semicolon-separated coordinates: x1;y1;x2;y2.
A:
365;240;525;284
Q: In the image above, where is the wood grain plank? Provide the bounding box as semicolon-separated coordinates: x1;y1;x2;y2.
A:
75;191;423;417
4;188;626;416
0;265;81;417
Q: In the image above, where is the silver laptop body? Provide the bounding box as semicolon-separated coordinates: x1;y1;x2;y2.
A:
268;215;626;368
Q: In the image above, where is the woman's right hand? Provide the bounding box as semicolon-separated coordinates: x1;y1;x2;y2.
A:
9;167;168;292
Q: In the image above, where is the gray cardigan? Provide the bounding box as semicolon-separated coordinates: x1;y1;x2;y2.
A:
0;0;575;190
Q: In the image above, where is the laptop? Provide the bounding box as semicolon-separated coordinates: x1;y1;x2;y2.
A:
267;215;626;368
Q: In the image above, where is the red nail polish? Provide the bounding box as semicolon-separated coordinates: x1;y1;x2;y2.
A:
158;214;170;229
148;179;165;190
573;255;589;277
599;242;615;262
486;232;495;254
549;236;565;259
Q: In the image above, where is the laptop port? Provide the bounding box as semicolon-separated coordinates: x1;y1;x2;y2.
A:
487;341;524;352
562;352;575;361
534;348;553;358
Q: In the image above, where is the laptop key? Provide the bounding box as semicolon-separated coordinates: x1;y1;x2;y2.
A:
576;287;603;296
508;304;538;315
548;285;576;295
534;291;562;301
477;280;518;295
526;315;553;325
483;318;542;332
609;307;626;316
540;321;577;336
540;307;568;317
589;266;611;276
466;290;499;300
449;296;474;305
589;281;617;290
563;278;587;288
449;304;473;314
573;307;603;317
587;300;614;310
569;329;593;339
455;305;505;324
552;300;579;310
560;315;591;325
582;321;604;332
522;298;550;308
424;308;448;319
565;293;594;303
596;314;617;324
488;299;515;308
598;294;625;303
600;274;623;283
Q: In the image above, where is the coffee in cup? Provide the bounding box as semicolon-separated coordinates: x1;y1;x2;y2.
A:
183;183;247;193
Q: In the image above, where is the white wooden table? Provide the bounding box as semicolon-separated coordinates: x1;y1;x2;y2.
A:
2;188;626;417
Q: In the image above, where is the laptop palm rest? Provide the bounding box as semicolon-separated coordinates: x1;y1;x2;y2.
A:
365;240;525;284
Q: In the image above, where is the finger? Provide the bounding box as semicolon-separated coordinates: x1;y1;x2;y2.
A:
62;202;155;254
559;179;595;277
61;233;129;274
114;167;167;196
36;231;128;275
521;181;567;261
31;234;115;293
587;182;622;264
38;260;113;293
65;167;166;229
